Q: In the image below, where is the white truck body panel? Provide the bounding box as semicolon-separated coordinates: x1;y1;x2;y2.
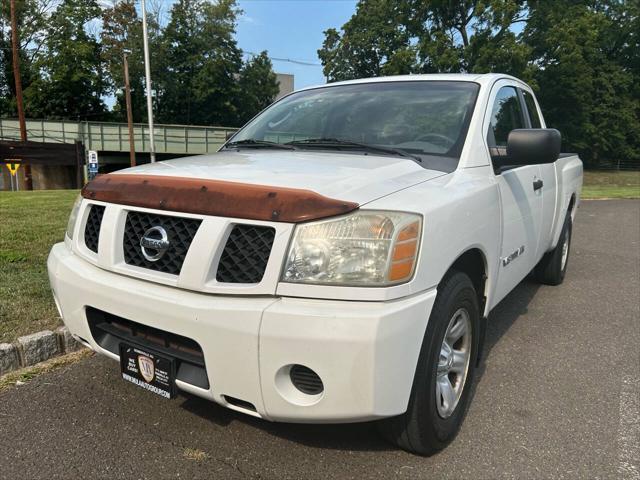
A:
116;150;447;206
49;242;437;421
48;73;583;422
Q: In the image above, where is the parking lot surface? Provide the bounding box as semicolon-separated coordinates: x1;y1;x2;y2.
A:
1;200;638;479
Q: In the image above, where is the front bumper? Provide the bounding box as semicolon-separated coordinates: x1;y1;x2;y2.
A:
48;242;437;423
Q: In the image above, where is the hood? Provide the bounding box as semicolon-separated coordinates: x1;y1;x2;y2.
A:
116;150;447;206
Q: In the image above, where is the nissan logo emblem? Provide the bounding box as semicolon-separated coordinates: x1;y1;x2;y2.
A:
140;226;170;262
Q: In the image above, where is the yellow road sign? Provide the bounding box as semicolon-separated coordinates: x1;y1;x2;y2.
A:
6;161;21;176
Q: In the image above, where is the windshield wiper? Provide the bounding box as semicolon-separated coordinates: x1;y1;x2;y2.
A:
285;138;421;162
225;139;298;150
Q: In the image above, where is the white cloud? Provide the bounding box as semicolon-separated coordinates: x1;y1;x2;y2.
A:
239;14;260;25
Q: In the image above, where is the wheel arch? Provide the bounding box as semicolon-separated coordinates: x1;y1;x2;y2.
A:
441;247;488;315
568;193;577;221
440;247;489;367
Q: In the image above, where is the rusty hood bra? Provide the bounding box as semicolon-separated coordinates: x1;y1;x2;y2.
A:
82;173;360;223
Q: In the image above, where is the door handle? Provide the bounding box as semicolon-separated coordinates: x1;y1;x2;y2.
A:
533;179;544;191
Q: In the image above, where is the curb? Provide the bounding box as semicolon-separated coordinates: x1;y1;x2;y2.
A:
0;326;85;377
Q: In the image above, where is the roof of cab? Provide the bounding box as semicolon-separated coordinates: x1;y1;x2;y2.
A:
298;73;524;92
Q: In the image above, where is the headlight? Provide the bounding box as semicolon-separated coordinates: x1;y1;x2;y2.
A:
65;194;83;239
282;211;421;286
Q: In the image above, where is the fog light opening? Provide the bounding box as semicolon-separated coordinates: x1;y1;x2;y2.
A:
274;364;325;406
290;365;324;395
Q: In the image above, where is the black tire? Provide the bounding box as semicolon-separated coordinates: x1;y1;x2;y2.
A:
534;212;572;286
377;271;480;456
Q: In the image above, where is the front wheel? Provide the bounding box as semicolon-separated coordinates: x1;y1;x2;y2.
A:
377;271;480;456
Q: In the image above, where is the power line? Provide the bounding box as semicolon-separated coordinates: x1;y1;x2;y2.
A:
244;51;322;67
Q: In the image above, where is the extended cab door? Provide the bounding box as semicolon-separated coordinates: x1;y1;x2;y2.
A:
488;85;544;305
521;89;558;255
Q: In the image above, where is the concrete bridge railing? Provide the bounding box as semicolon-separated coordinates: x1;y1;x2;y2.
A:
0;118;237;156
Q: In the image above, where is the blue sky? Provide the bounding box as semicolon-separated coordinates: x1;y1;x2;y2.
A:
235;0;357;89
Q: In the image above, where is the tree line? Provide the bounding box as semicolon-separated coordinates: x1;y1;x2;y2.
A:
318;0;639;167
0;0;279;127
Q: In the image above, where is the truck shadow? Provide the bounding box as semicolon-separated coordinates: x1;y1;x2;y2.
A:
476;277;541;381
180;396;390;452
179;278;541;453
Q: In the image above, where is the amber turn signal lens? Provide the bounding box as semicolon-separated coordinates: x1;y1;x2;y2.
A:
392;240;417;261
388;221;420;282
397;221;420;242
388;259;414;281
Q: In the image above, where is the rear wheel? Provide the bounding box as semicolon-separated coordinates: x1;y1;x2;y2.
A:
534;213;572;285
377;271;480;456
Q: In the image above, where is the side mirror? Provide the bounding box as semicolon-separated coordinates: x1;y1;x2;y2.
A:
506;128;561;166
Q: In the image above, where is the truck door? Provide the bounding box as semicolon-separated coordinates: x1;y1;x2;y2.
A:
521;89;558;255
488;85;544;305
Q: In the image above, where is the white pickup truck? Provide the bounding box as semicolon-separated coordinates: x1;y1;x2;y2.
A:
48;73;582;455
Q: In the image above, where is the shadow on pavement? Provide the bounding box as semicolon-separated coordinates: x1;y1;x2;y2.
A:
178;278;541;453
180;394;389;451
476;277;541;381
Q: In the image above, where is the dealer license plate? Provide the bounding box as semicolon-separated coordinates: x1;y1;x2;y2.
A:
119;343;176;399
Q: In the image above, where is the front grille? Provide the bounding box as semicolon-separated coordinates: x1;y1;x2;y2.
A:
84;205;105;253
123;211;201;275
86;307;209;389
216;225;275;284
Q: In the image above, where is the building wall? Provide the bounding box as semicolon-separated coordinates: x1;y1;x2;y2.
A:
31;165;78;190
275;73;295;100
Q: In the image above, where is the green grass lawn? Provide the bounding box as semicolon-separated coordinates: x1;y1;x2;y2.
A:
0;190;78;343
581;171;640;199
0;169;638;344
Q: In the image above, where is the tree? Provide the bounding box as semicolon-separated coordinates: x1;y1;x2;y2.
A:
0;0;52;117
235;51;279;124
410;0;530;75
525;0;640;165
318;0;415;81
318;0;639;166
24;0;106;119
317;0;530;82
155;0;243;126
101;0;146;122
0;12;12;116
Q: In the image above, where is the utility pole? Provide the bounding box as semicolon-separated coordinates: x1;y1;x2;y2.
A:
123;52;136;167
10;0;32;190
141;0;156;163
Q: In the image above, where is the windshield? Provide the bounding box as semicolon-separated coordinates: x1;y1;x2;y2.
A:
228;81;479;170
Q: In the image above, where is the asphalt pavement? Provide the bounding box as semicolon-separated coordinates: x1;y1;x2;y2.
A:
1;199;638;479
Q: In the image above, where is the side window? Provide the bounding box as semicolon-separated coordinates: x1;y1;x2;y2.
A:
487;86;524;147
522;90;542;128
